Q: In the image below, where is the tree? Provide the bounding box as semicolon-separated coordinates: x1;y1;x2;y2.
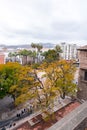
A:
8;52;13;62
8;52;13;58
31;43;43;52
32;70;57;110
0;62;21;99
18;49;32;65
8;59;76;104
31;51;37;63
6;60;76;121
9;65;34;103
36;44;43;52
41;60;77;99
31;43;37;49
31;43;43;63
8;52;18;62
55;45;62;59
42;45;62;63
10;66;57;113
56;60;76;99
55;45;62;53
42;49;59;63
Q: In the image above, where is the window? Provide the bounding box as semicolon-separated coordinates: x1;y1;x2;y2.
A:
84;71;87;80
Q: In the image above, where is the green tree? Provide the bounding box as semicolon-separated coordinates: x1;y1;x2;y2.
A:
31;43;37;49
9;66;34;104
31;43;43;52
8;52;13;58
31;51;37;63
0;62;21;99
55;45;62;53
19;49;32;65
42;49;58;63
55;45;62;59
42;45;62;63
8;52;18;62
31;43;43;63
36;44;43;52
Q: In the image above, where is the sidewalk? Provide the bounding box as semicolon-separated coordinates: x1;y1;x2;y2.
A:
6;96;72;130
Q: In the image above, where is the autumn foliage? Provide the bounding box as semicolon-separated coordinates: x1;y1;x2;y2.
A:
0;60;76;112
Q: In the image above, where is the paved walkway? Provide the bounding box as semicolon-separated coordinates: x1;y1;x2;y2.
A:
5;96;72;130
0;96;14;120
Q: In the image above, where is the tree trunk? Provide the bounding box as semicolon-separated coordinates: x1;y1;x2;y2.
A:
61;92;66;99
22;56;27;65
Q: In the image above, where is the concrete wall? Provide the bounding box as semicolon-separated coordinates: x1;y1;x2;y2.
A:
48;101;87;130
74;118;87;130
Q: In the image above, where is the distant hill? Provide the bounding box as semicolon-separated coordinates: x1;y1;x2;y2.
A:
39;43;55;48
0;43;55;49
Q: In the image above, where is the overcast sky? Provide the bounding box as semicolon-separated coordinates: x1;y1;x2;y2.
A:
0;0;87;46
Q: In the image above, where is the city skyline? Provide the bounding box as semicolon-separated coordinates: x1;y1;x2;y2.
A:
0;0;87;46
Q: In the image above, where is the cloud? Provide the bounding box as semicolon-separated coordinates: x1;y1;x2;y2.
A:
0;0;87;45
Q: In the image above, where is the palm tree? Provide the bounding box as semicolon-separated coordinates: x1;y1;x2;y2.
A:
12;52;18;62
31;51;37;63
55;45;62;60
36;44;43;63
31;43;37;49
36;44;43;52
8;52;18;62
8;52;12;57
55;45;62;53
31;43;43;63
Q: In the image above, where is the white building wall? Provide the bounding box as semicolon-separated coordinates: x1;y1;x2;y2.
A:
59;43;77;60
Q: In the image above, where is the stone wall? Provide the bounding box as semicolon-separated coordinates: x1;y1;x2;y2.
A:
78;51;87;69
77;68;87;100
77;80;87;100
77;50;87;100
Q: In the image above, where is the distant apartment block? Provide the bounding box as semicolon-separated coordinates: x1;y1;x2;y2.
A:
59;42;78;60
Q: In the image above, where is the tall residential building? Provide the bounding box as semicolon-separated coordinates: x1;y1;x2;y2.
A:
59;42;77;60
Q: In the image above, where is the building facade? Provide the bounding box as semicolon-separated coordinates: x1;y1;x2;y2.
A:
77;45;87;100
60;43;78;60
0;53;5;64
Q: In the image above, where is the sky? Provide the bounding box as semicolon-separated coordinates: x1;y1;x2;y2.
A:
0;0;87;46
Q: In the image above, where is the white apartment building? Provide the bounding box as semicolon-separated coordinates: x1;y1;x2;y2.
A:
59;42;77;60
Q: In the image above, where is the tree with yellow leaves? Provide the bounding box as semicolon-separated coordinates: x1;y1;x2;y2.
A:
41;60;76;99
47;60;76;99
6;59;76;117
11;67;58;112
57;60;76;99
9;65;34;104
